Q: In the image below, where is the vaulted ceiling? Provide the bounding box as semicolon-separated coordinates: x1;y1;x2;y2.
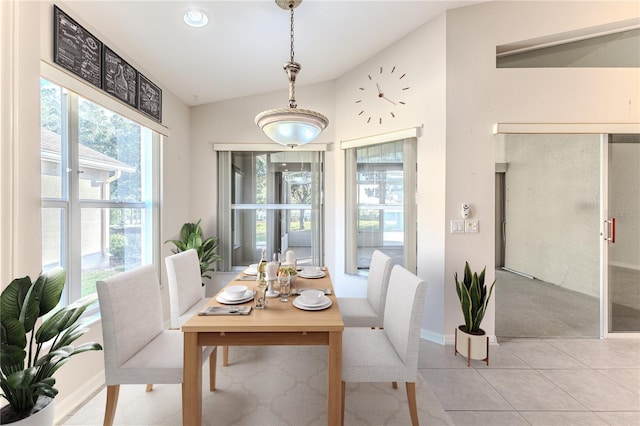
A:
60;1;482;106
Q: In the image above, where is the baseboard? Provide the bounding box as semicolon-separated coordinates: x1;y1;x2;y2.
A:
54;372;104;425
420;328;499;346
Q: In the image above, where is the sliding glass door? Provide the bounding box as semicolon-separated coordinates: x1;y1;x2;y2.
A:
217;150;324;270
604;134;640;335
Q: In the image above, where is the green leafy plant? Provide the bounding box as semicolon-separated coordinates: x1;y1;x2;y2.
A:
454;262;495;335
0;267;103;418
165;219;222;281
109;234;128;261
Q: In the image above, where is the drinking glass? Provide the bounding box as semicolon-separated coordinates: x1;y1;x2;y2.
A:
278;269;291;302
254;287;266;310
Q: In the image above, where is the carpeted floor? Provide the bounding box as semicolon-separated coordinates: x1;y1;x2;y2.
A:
63;345;451;426
495;269;600;338
495;267;640;338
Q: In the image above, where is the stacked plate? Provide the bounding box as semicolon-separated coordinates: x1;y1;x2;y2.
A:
298;267;326;279
216;288;254;305
243;264;258;275
293;295;332;311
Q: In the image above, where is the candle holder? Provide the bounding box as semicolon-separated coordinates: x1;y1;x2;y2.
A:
265;279;280;298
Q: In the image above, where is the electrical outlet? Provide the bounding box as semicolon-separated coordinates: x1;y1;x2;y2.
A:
465;219;479;233
451;220;465;233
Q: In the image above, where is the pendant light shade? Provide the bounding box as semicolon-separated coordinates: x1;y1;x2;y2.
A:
255;108;328;148
255;0;328;148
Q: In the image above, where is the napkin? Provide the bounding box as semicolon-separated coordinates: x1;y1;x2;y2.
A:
198;306;252;316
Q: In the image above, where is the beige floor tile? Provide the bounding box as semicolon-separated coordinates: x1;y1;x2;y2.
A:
594;411;640;425
478;369;586;411
446;410;529;425
596;368;640;394
540;370;640;411
520;410;610;425
498;340;587;369
419;369;512;411
549;339;640;369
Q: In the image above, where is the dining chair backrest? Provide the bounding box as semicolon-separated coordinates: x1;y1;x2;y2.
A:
383;264;427;380
97;264;166;381
367;250;394;318
165;249;205;328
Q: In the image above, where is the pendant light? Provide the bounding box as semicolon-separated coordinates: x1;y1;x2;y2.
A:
255;0;328;148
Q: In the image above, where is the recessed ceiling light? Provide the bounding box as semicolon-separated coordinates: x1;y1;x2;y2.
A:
183;8;209;28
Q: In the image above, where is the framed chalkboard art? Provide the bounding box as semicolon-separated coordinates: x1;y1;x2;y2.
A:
138;73;162;122
53;5;102;88
103;46;138;108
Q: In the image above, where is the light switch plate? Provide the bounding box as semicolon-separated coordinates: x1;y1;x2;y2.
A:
451;220;465;233
465;219;479;233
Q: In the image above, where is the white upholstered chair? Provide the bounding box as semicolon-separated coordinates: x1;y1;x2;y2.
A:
337;250;393;328
97;264;216;426
341;265;427;426
165;249;229;365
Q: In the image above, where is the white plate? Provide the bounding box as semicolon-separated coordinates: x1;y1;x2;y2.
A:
243;267;258;275
297;294;329;307
216;290;254;304
293;297;332;311
298;270;326;279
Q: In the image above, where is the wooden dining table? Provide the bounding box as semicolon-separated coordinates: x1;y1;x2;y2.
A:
181;268;344;425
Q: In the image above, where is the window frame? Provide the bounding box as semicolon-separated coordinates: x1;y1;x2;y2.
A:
41;64;162;310
342;129;418;274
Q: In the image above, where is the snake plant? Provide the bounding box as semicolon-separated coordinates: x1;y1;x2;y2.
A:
455;262;495;335
0;267;102;420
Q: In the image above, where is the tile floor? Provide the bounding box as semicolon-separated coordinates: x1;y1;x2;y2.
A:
418;337;640;425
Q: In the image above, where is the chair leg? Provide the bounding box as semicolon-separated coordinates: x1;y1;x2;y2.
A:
392;381;398;389
223;345;229;366
103;385;120;426
405;382;419;426
209;348;217;391
145;384;153;392
341;381;346;426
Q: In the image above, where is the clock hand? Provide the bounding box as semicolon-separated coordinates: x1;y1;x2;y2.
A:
383;96;396;105
376;83;382;95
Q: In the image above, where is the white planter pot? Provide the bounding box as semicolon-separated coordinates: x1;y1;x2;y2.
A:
0;396;54;425
454;326;489;367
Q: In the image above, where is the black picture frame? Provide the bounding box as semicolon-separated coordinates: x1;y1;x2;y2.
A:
138;73;162;122
102;46;138;108
53;5;102;88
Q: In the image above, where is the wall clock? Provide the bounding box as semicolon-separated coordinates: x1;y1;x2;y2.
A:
355;66;410;124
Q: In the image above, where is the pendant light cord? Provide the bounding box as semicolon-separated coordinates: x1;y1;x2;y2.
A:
289;5;295;63
286;4;298;108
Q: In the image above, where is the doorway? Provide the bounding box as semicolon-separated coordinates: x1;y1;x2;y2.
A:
495;131;640;338
495;133;601;338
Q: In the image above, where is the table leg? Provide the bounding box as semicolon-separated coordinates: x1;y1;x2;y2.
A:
327;331;343;425
183;332;202;426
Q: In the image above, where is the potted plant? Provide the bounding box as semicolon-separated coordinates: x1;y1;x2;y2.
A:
165;219;222;283
0;267;103;424
454;261;495;367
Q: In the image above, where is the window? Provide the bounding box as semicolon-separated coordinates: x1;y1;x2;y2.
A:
344;138;417;273
41;79;159;308
217;150;324;270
